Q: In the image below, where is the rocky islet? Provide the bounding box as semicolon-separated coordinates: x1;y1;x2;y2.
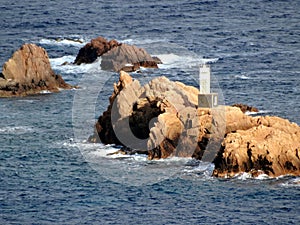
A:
90;71;300;178
74;36;160;72
0;43;72;97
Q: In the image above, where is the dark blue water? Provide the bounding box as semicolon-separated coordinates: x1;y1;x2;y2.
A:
1;0;300;224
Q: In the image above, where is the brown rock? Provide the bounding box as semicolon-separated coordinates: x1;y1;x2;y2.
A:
74;36;120;65
213;116;300;178
101;43;159;72
74;36;161;72
0;44;72;97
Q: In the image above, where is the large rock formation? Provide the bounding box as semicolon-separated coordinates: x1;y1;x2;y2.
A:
90;71;300;178
0;44;72;97
74;36;159;72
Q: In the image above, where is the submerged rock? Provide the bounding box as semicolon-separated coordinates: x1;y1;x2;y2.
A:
90;71;300;178
74;36;160;72
0;44;72;97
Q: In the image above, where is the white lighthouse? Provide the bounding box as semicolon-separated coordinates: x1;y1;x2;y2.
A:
198;64;218;108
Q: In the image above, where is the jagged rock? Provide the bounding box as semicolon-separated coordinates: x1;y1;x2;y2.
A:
91;71;300;178
0;43;72;97
74;36;119;65
74;36;160;72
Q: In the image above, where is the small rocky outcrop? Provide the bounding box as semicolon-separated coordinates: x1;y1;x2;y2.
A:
90;71;300;178
74;36;119;65
74;36;160;72
0;44;72;97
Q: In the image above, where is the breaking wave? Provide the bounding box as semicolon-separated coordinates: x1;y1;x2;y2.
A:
157;53;218;69
39;37;86;47
49;56;102;74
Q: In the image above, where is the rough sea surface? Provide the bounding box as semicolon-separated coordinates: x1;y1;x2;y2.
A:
1;0;300;224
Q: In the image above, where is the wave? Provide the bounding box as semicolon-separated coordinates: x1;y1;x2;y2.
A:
63;140;300;187
49;56;102;74
121;37;169;46
182;161;215;180
63;140;203;185
64;140;192;162
234;172;271;180
0;126;35;134
280;177;300;187
234;74;252;80
63;141;119;157
39;90;52;94
245;110;270;116
16;99;37;103
156;53;219;69
39;37;86;47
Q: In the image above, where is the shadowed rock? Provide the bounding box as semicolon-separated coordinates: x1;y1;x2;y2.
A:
0;44;72;97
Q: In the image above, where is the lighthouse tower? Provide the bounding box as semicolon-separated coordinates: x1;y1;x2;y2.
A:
198;64;218;108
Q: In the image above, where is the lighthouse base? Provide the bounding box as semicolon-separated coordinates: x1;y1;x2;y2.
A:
198;93;218;108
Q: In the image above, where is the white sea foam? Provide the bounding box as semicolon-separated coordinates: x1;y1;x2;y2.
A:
255;173;271;180
234;74;252;80
39;38;86;47
121;38;169;45
245;110;270;116
235;171;272;180
63;140;201;185
49;57;102;74
0;126;35;134
39;90;52;94
65;140;192;162
16;99;37;103
199;57;219;64
156;53;218;69
280;177;300;187
182;161;215;179
50;55;75;67
235;172;253;180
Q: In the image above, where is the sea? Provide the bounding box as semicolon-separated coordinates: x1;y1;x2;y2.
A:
1;0;300;224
